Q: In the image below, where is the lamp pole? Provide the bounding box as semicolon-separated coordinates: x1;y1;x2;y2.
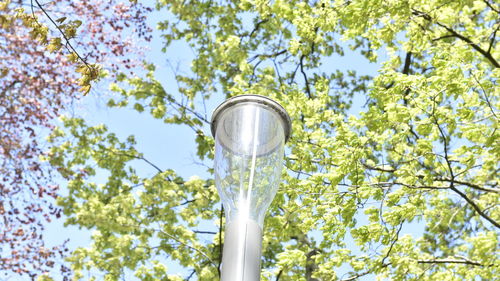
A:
211;95;291;281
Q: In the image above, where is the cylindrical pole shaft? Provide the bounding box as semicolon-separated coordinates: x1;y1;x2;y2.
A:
221;219;262;281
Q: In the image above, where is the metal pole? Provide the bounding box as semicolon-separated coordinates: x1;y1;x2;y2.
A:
221;219;262;281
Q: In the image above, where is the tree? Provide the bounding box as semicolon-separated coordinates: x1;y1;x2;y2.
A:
0;0;151;279
47;0;498;280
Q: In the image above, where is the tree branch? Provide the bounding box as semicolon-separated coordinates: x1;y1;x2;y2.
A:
105;149;164;174
290;234;322;280
361;161;396;173
158;228;218;269
417;257;490;267
166;95;210;124
402;52;412;75
412;9;500;68
449;185;500;228
275;269;283;281
432;34;457;41
248;19;269;38
31;0;94;71
381;220;405;266
306;248;320;281
432;114;500;228
434;177;500;194
249;49;287;62
482;0;500;14
300;54;312;98
339;271;371;281
470;70;499;120
193;230;217;235
487;23;499;54
185;269;196;281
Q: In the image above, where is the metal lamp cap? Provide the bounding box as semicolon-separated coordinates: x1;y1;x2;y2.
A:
210;94;292;143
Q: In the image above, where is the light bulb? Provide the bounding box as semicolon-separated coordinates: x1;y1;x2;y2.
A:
211;95;291;281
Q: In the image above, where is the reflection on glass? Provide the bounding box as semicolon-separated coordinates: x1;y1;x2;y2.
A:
212;95;289;281
215;103;285;227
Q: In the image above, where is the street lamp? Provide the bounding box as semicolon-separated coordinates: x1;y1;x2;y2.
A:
211;94;291;281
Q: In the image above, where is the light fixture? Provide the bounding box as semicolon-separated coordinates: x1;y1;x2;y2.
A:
211;94;291;281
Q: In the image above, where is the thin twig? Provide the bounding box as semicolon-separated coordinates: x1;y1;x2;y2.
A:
381;220;405;266
105;149;163;174
158;228;218;268
469;70;498;120
31;0;93;71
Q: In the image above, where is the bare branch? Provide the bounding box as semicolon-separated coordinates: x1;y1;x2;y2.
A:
193;230;217;235
417;258;490;267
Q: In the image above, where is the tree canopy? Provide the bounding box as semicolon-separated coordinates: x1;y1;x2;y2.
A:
0;0;150;278
35;0;500;280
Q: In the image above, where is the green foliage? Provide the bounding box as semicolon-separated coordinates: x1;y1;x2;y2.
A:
5;3;101;96
48;117;220;280
48;0;499;280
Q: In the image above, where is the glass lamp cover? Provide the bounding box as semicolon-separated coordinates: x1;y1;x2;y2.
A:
212;95;290;226
212;95;291;281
